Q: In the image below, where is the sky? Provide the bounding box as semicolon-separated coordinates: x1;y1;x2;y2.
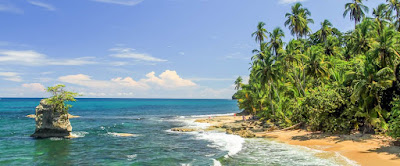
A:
0;0;383;98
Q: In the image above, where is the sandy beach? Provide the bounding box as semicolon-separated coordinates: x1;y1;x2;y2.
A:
195;115;400;166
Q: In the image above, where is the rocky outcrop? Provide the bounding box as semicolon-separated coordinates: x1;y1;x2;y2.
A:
171;128;196;132
31;99;72;138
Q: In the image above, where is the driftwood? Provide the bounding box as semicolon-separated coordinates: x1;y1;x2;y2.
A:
281;123;302;131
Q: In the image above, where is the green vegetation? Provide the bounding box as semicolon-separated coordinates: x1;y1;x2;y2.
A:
45;84;79;114
234;1;400;139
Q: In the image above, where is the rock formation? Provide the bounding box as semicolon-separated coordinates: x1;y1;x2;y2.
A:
31;99;72;138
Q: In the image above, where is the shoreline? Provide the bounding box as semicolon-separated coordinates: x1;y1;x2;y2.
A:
193;114;400;166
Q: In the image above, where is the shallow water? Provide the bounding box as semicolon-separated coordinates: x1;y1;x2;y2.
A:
0;98;357;165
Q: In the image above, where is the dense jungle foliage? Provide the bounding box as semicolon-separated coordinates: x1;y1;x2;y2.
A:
234;0;400;138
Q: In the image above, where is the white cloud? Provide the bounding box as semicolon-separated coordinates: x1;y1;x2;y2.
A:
140;70;196;88
0;72;22;82
92;0;144;6
109;47;167;62
179;52;185;55
0;50;97;66
279;0;306;4
0;4;23;14
22;83;46;92
28;1;56;11
58;70;196;91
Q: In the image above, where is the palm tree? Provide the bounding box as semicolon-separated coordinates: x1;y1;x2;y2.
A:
315;20;339;43
268;27;285;58
252;52;280;118
387;0;400;31
370;26;400;68
349;19;373;55
373;4;391;35
252;22;268;44
285;3;314;39
343;0;369;29
348;58;395;133
304;46;329;79
235;76;243;90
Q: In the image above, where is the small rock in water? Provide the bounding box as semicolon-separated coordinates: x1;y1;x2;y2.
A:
171;128;196;132
109;132;137;137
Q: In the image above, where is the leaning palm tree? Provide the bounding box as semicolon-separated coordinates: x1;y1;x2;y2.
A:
285;3;314;39
343;0;369;29
235;76;243;90
252;22;268;44
268;27;285;58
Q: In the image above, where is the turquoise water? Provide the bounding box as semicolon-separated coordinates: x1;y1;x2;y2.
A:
0;98;356;165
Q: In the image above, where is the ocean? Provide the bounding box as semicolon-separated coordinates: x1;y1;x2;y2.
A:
0;98;357;165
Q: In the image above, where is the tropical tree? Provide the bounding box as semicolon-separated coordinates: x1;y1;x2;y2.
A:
315;20;339;43
304;46;330;79
235;76;243;90
252;22;268;44
370;26;400;68
343;0;369;28
386;0;400;31
285;3;314;39
46;84;80;115
268;27;285;57
348;58;395;133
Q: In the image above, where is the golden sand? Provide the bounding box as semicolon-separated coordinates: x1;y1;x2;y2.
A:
197;115;400;166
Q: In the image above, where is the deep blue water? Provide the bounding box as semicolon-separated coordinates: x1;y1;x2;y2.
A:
0;98;356;166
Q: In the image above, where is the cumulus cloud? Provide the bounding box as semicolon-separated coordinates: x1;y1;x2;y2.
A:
140;70;196;88
0;72;22;82
92;0;144;6
109;47;167;62
279;0;306;4
58;70;196;91
22;83;46;92
28;1;56;11
0;50;97;66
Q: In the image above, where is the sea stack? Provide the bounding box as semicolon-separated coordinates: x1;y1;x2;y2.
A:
31;99;72;138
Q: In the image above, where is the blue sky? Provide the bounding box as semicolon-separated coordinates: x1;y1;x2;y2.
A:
0;0;383;98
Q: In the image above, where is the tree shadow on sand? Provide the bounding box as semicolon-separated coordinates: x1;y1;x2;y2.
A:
291;132;374;143
365;146;400;159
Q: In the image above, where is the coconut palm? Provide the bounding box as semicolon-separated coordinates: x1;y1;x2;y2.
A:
252;22;268;44
373;4;391;35
343;0;369;28
268;27;285;58
386;0;400;31
348;58;395;133
370;26;400;68
304;46;330;79
252;52;280;117
235;76;243;90
350;19;373;55
285;3;314;39
315;20;340;43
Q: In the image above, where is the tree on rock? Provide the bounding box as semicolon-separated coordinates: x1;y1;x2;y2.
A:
31;84;80;138
46;84;79;115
